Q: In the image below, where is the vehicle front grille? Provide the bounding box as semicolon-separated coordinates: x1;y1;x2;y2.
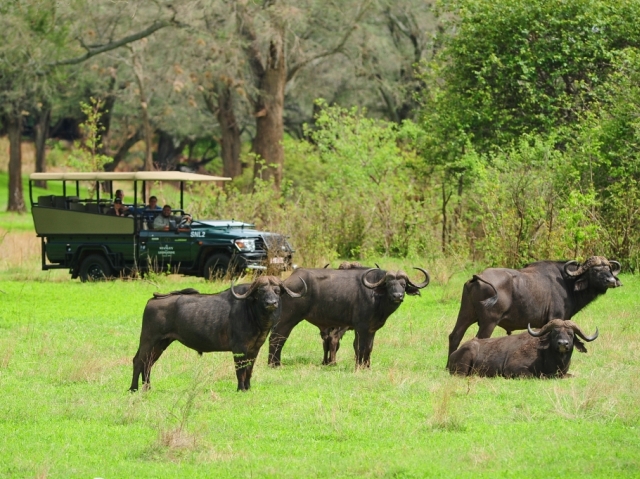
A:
255;237;267;252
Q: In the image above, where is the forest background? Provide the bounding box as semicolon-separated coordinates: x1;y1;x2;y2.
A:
2;0;640;271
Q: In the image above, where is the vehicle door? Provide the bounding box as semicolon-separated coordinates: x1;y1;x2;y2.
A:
139;229;195;272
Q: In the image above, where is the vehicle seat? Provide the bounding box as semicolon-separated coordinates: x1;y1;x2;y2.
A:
53;196;67;209
69;202;86;212
37;195;55;207
85;204;101;214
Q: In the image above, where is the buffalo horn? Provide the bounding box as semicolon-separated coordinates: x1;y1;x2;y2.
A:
231;280;256;300
566;320;599;342
564;260;582;277
610;260;621;276
362;268;386;289
527;321;557;337
282;277;307;298
407;267;430;289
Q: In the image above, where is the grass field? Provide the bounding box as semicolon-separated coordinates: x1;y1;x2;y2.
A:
0;171;638;477
0;268;638;478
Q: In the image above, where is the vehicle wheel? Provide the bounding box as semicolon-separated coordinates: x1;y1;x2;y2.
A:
203;253;236;281
79;254;112;282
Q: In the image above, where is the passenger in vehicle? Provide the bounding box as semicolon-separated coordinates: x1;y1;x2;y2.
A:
143;196;163;229
114;189;133;214
153;205;191;230
106;198;131;217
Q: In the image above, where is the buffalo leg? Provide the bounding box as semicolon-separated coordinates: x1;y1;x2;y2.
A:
353;329;375;368
447;302;479;363
320;329;331;365
130;338;173;392
329;331;341;365
476;321;498;340
234;352;253;391
326;327;348;365
268;320;299;367
244;357;257;390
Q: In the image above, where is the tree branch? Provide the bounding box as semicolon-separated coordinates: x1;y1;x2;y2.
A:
286;0;372;83
49;19;175;67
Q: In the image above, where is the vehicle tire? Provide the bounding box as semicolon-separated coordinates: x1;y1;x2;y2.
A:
203;253;236;281
79;254;112;282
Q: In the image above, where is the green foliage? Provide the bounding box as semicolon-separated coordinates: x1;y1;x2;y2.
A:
66;98;113;196
435;0;640;151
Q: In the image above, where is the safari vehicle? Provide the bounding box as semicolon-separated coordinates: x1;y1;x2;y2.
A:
28;171;294;281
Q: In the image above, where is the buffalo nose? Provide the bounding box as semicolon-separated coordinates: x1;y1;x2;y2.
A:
392;293;404;303
557;339;570;351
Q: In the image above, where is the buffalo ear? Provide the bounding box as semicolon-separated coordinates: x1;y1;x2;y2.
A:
536;335;551;350
574;338;588;353
405;285;421;296
574;279;589;292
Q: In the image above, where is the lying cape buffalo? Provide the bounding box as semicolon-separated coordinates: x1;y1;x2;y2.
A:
448;319;599;378
447;256;620;362
130;276;306;392
269;266;430;368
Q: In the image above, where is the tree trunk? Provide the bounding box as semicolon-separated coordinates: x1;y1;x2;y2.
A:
216;84;242;178
7;113;26;212
252;38;286;189
98;74;117;156
34;107;51;188
103;129;142;172
155;130;186;171
131;53;153;174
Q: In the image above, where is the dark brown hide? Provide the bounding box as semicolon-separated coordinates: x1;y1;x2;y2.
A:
270;267;429;368
448;319;598;378
130;276;305;392
447;257;620;363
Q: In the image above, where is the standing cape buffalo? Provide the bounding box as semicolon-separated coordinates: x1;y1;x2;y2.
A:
447;319;599;378
269;266;430;368
447;256;620;362
319;261;368;365
130;276;306;392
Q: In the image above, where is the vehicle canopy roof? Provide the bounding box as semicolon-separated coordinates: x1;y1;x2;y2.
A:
29;171;231;182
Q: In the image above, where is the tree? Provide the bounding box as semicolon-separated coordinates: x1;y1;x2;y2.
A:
433;0;640;152
235;0;372;189
0;2;64;211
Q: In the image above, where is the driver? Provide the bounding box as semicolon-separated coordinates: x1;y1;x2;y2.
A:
153;204;191;231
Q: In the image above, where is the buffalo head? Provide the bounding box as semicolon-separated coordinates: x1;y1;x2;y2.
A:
231;275;307;311
528;319;599;354
362;267;430;303
564;256;622;292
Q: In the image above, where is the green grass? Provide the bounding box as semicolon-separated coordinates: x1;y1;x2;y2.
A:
0;272;638;478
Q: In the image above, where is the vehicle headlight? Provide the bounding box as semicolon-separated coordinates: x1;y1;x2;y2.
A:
234;239;256;252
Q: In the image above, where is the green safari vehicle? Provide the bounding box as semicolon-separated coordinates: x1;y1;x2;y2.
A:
29;171;294;281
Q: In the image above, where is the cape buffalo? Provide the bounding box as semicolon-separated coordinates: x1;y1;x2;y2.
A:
130;276;306;392
447;319;599;378
319;261;367;365
269;266;430;368
447;256;620;362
